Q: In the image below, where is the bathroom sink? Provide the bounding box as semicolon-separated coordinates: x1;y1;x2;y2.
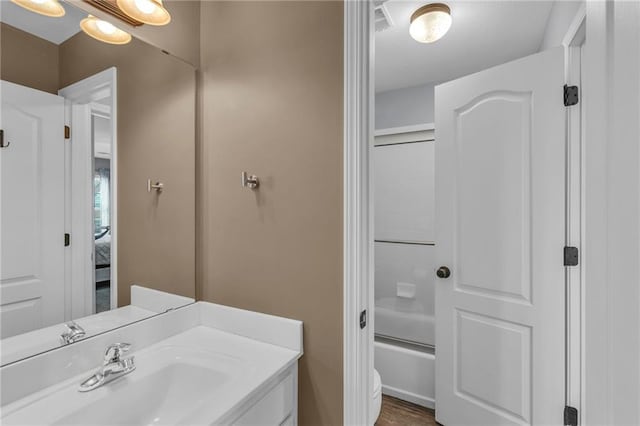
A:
2;338;250;425
55;355;233;425
56;345;243;425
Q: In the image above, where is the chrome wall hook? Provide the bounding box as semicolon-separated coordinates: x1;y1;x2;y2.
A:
147;179;164;193
241;171;259;189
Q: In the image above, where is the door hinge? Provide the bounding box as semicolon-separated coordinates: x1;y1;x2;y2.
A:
359;310;367;329
564;246;579;266
564;405;578;426
64;233;70;247
564;85;579;106
64;125;70;139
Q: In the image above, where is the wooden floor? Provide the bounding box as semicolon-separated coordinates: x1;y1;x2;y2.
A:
375;395;439;426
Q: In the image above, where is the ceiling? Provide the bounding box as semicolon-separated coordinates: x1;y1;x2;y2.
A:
0;0;85;45
375;0;555;92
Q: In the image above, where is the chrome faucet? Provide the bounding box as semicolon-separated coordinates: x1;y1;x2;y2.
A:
60;321;86;345
78;343;136;392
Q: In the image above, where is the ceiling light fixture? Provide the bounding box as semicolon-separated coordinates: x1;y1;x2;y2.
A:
10;0;65;17
409;3;452;43
115;0;171;26
80;15;132;45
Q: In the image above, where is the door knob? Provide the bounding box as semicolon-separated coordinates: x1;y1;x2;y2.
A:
436;266;451;279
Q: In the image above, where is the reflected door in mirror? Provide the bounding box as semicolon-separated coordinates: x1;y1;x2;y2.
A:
1;81;66;338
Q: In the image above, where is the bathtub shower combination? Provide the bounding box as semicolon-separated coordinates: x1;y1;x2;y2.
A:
373;127;436;409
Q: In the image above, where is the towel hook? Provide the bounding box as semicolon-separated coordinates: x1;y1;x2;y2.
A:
241;171;259;190
147;179;164;193
0;130;10;148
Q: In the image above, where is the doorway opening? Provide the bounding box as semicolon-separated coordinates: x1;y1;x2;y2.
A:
92;108;113;314
344;1;586;424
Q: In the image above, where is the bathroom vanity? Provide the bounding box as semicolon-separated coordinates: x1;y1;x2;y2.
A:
0;302;303;425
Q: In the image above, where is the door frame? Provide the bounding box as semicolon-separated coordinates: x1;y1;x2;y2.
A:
342;2;627;424
582;2;640;425
563;4;585;417
343;0;373;424
59;67;118;317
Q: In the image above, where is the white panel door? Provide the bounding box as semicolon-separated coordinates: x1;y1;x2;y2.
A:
0;81;65;338
435;48;565;425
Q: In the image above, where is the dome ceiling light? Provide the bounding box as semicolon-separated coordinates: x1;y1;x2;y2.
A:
116;0;171;26
80;15;132;45
10;0;65;17
409;3;452;43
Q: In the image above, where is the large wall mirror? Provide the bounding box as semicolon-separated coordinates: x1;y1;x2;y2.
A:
0;0;196;366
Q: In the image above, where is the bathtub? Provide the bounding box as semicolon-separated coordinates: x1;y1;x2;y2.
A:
374;338;435;409
374;297;436;409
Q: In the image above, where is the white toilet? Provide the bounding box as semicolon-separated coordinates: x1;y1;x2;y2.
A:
372;369;382;421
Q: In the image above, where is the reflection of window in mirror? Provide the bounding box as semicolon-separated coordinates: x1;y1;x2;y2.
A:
94;160;110;236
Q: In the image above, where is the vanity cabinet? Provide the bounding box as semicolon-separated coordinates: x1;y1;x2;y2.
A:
232;367;297;425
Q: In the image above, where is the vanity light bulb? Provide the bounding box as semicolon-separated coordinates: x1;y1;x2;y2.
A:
10;0;65;17
116;0;171;26
96;20;117;35
80;15;132;45
133;0;156;14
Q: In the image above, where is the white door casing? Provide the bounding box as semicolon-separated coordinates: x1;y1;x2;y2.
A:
70;103;94;318
0;81;66;338
435;47;566;425
59;68;117;317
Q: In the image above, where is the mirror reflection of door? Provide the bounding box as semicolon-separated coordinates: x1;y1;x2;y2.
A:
0;0;196;367
0;81;66;339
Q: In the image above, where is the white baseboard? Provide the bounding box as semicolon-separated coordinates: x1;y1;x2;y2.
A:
382;384;435;409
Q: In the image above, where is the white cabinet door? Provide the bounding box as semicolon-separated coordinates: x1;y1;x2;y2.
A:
435;48;565;425
0;81;66;338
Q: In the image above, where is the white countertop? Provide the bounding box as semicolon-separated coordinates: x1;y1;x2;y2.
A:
0;302;303;425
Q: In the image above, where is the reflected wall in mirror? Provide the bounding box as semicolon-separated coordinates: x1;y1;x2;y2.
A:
0;0;196;366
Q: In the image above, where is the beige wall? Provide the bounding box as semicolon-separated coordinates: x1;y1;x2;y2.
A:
198;2;344;424
68;0;200;67
59;32;196;306
0;23;59;94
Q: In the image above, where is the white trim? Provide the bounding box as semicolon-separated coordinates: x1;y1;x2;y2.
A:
344;0;373;424
565;45;584;418
583;2;640;425
63;102;73;321
374;123;434;137
562;2;587;49
582;3;610;424
562;7;586;418
374;129;434;147
381;385;435;410
91;103;111;118
59;67;118;315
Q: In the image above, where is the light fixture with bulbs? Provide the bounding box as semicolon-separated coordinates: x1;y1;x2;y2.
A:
409;3;452;43
115;0;171;26
80;15;132;44
10;0;65;17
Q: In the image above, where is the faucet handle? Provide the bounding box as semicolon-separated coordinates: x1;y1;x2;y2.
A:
60;321;86;345
65;321;84;332
104;343;131;364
